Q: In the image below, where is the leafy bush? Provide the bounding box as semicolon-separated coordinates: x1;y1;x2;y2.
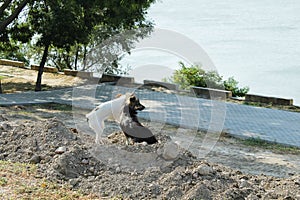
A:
224;77;249;97
166;62;249;97
170;62;223;90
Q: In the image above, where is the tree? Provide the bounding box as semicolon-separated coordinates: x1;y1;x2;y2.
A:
0;0;34;63
28;0;155;91
82;26;153;74
0;0;30;33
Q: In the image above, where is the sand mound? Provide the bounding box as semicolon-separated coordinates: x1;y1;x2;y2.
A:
0;117;299;199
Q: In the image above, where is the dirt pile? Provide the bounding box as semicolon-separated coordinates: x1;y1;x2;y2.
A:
0;116;299;199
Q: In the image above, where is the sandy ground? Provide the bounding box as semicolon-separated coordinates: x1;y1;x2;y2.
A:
2;104;299;178
0;65;88;93
0;104;299;199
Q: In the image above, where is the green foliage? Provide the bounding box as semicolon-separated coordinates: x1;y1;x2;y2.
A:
224;77;249;97
170;62;223;90
168;62;249;97
25;0;154;73
0;42;29;65
0;19;33;65
26;0;155;90
28;0;88;48
0;0;155;91
10;22;34;43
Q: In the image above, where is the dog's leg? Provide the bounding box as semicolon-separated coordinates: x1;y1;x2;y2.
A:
124;135;135;145
95;121;105;144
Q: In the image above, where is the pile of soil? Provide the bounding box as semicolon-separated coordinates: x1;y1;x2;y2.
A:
0;115;299;199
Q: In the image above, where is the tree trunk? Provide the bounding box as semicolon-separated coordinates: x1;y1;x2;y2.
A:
0;80;3;94
82;45;87;70
74;45;79;71
35;43;50;91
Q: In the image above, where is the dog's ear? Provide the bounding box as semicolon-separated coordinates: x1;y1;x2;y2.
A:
129;95;136;102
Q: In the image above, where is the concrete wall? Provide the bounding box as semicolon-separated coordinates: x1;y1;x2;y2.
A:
143;80;178;90
99;74;135;85
64;69;93;78
245;94;293;106
31;64;58;73
0;59;25;68
191;86;232;100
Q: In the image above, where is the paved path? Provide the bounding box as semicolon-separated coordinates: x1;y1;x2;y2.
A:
1;84;300;147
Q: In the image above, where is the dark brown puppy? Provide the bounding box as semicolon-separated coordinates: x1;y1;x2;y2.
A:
120;94;157;144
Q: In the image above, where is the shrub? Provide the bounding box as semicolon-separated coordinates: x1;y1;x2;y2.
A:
170;62;223;90
224;77;249;97
166;62;249;97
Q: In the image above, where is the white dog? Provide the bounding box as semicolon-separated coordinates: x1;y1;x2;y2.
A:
86;94;128;143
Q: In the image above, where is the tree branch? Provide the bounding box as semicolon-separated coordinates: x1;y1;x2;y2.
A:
0;0;12;17
0;0;30;33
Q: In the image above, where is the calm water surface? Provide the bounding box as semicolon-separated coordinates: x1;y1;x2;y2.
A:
122;0;300;105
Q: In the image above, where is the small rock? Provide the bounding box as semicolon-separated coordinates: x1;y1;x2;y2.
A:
165;186;183;199
239;179;250;188
0;123;11;130
116;167;121;173
81;159;89;165
131;171;138;176
89;167;95;173
148;183;161;195
192;172;198;179
162;142;180;160
55;146;66;154
0;115;8;121
69;179;79;187
196;164;214;175
29;155;41;164
174;174;182;181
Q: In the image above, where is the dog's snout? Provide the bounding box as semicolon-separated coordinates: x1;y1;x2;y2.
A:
135;103;145;111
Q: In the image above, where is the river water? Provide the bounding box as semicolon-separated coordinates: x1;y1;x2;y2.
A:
121;0;300;105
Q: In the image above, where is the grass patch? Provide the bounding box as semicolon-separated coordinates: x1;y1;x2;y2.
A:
241;137;300;154
243;101;300;113
0;103;75;122
0;177;8;186
0;75;7;80
0;81;55;93
39;103;72;111
0;160;100;199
